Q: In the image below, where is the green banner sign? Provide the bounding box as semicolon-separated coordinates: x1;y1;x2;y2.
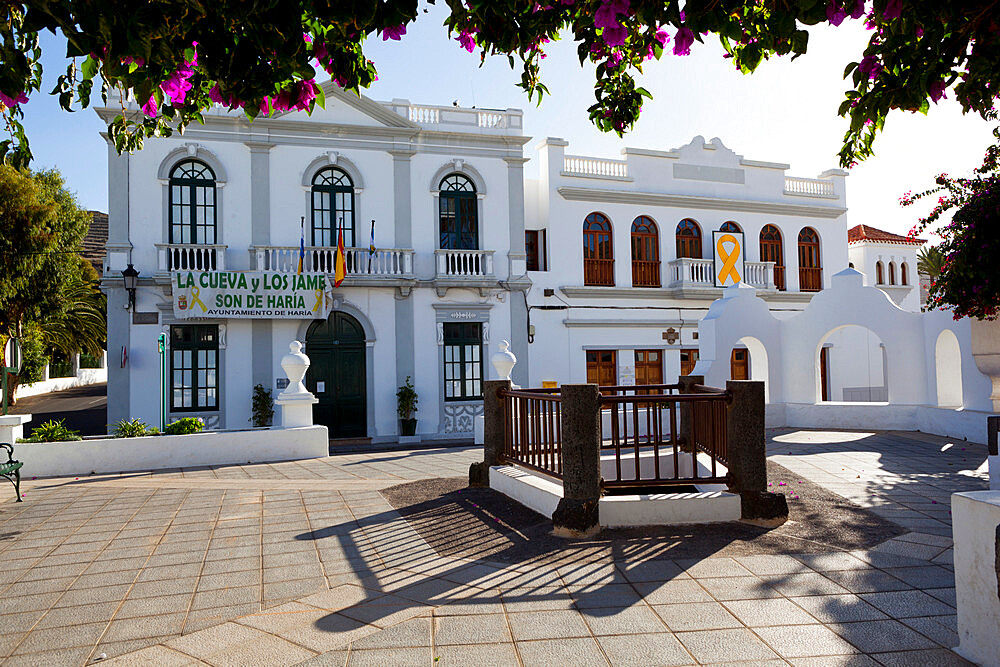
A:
172;271;333;319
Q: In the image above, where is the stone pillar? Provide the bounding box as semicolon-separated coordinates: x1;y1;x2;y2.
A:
469;379;511;486
988;416;999;491
0;414;32;445
552;384;602;538
677;375;703;452
726;380;787;522
274;341;318;428
952;490;1000;666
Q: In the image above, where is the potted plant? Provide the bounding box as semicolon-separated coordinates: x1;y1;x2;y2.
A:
396;376;418;437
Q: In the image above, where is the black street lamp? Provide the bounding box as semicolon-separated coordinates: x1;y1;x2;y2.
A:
121;264;139;311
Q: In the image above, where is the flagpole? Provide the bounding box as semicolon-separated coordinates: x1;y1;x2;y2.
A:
367;219;375;273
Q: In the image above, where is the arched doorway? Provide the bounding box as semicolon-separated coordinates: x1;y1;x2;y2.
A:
816;325;888;403
305;311;367;437
935;329;963;407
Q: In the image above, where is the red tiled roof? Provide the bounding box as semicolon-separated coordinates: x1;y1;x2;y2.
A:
83;211;108;276
848;224;926;246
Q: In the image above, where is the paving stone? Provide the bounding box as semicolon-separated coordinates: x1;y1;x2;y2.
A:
116;593;193;619
652;602;742;632
596;633;695;667
98;645;199;666
202;632;316;667
2;645;93;666
348;617;430;649
764;573;851;597
675;557;754;578
345;646;431;667
723;598;818;626
571;583;642;609
581;605;667;635
870;648;975;666
432;642;519;667
734;555;812;576
788;594;889;623
616;558;688;583
507;609;591;641
299;585;374;611
696;576;782;601
821;569;914;594
166;621;269;659
828;619;938;653
675;628;781;663
789;656;880;667
278;613;375;652
859;590;956;618
515;637;610;667
790;553;871;572
754;624;858;658
883;566;954;590
899;616;960;648
11;621;106;654
433;612;511;645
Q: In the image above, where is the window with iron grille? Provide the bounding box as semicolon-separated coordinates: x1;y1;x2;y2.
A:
170;325;218;411
169;160;217;244
443;322;483;400
311;167;355;247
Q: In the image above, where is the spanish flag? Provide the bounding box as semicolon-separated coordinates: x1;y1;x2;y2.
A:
297;217;305;275
333;218;346;287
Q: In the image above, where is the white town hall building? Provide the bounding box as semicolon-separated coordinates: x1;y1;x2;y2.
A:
98;83;930;443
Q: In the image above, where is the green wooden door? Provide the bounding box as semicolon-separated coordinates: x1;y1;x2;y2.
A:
305;312;367;438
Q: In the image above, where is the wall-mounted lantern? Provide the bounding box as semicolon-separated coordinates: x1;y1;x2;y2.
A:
121;264;139;311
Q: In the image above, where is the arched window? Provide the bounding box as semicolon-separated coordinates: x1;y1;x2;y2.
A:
797;227;822;291
759;225;785;291
631;216;660;287
311;167;355;247
583;213;614;286
875;261;885;284
901;262;909;286
720;221;741;233
888;261;896;285
169;160;217;244
676;219;702;259
439;173;478;250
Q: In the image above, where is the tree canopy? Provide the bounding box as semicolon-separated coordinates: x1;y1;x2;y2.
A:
0;1;997;169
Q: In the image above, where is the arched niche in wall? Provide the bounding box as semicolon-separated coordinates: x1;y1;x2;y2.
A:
735;336;770;403
815;325;888;403
934;329;964;408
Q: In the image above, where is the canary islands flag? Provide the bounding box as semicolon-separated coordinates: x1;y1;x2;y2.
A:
334;218;346;287
297;217;305;275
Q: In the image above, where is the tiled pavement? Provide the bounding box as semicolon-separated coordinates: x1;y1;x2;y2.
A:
0;431;989;666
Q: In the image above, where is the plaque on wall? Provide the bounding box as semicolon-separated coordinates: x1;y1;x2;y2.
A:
132;311;159;325
276;378;289;390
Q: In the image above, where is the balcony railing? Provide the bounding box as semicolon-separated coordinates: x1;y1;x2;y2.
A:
435;249;495;278
784;176;835;197
251;246;414;277
631;260;661;288
584;258;615;286
155;244;227;273
799;266;823;292
563;155;629;179
668;258;776;290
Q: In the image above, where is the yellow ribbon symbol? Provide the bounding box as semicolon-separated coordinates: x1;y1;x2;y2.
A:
189;287;208;313
312;289;323;313
716;234;742;285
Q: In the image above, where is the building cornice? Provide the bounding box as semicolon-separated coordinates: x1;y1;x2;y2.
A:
556;186;847;219
558;284;817;303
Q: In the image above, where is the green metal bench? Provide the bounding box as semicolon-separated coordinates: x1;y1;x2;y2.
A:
0;443;22;502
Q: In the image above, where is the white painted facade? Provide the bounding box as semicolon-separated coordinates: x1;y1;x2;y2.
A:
102;87;988;445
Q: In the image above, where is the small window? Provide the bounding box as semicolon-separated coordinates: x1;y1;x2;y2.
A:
443;322;483;400
439;173;478;250
888;262;896;285
720;221;741;233
311;167;355;247
631;216;660;287
797;227;822;291
759;225;785;291
680;349;700;376
169;160;217;245
525;230;547;271
901;262;909;286
875;261;885;284
676;219;702;259
583;213;614;286
586;350;617;386
170;325;218;412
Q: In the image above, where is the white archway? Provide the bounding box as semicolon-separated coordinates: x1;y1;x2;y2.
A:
815;325;888;403
737;336;770;403
935;329;964;407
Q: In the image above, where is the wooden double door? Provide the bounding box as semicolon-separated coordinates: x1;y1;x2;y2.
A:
305;311;366;438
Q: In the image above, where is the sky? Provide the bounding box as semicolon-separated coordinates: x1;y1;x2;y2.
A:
19;7;996;240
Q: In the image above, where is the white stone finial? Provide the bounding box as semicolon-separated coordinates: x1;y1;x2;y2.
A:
279;340;310;397
275;340;318;428
491;340;517;381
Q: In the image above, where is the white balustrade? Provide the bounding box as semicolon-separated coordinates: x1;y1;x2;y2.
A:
156;244;227;273
407;105;440;124
477;111;506;128
563;155;629;179
784;176;835;197
250;246;414;277
668;258;714;286
744;261;776;289
435;249;495;278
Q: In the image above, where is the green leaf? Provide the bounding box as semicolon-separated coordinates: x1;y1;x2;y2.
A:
81;56;98;80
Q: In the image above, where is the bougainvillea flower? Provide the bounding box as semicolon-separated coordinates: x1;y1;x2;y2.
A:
859;55;881;79
930;79;947;102
0;91;28;107
141;94;158;117
594;0;630;29
292;80;317;111
826;0;848;26
458;31;476;52
382;24;406;41
654;27;670;46
673;26;695;55
850;0;866;19
883;0;903;19
602;24;627;46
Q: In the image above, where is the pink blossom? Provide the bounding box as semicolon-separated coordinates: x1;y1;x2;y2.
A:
122;56;145;68
382;24;406;41
606;51;623;67
915;26;924;38
826;0;848;26
0;91;28;107
292;80;317;111
259;97;271;114
141;94;158;117
858;55;881;79
160;51;197;107
302;33;312;43
208;85;238;108
883;0;902;19
654;27;670;46
457;31;476;52
673;26;695;56
929;79;947;102
594;0;629;30
850;0;866;19
602;24;627;47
